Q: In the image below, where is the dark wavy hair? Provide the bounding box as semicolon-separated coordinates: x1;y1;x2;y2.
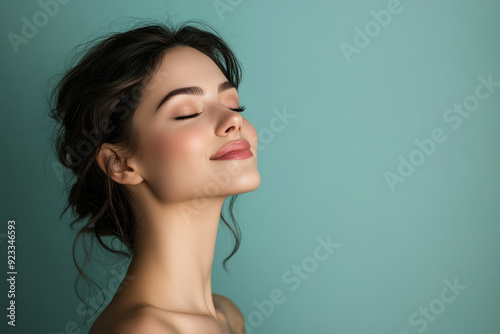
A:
47;19;243;321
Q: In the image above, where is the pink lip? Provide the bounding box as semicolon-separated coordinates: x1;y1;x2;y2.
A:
210;139;253;160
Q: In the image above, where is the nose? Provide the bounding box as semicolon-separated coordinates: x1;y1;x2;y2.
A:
215;107;243;136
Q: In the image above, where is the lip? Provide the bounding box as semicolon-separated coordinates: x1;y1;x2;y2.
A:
210;139;253;160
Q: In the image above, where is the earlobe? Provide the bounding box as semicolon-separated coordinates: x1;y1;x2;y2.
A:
96;143;144;185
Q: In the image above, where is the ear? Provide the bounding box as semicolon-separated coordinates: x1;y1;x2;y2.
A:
96;143;143;185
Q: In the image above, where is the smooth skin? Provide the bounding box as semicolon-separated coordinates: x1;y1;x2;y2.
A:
89;46;260;334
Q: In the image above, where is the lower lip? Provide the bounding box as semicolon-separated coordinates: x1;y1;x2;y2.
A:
212;149;253;160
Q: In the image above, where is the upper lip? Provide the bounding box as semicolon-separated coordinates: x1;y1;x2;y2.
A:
210;139;251;160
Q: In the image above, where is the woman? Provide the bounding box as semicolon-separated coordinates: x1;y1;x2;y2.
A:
49;20;260;334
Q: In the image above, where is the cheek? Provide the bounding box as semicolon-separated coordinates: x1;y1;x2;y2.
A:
140;125;211;201
156;127;208;163
142;125;209;180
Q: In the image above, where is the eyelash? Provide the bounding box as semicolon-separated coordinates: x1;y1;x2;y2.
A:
230;105;246;113
174;105;246;121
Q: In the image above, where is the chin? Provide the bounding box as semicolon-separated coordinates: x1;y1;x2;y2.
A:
238;172;261;194
225;169;261;196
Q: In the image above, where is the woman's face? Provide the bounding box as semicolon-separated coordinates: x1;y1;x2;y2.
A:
130;46;260;203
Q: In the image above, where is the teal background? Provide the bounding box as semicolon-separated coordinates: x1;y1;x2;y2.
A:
1;0;499;333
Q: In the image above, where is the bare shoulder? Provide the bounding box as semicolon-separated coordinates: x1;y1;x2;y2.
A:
113;312;180;334
91;306;181;334
213;293;246;334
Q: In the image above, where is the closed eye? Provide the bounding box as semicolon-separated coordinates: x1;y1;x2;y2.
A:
229;105;246;112
174;105;245;121
174;113;201;121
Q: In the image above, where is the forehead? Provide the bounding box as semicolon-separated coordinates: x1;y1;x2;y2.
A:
147;46;227;88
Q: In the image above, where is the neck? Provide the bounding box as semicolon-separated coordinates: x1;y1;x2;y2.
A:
123;195;228;318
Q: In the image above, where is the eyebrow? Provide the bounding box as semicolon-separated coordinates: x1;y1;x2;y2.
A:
155;80;237;112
